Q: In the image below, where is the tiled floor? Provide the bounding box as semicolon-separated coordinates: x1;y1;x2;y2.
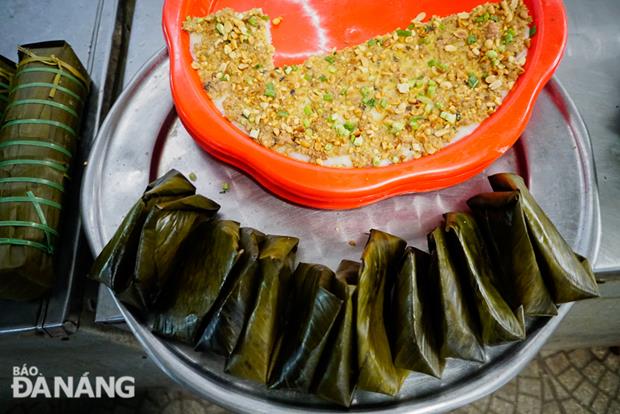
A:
454;348;620;414
4;348;620;414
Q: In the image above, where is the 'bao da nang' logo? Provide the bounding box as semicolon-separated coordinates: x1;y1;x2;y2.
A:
11;365;135;399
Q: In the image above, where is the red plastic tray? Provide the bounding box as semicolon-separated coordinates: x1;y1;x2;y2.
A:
163;0;567;209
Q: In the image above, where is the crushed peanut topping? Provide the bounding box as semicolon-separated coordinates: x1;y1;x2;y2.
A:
184;1;532;168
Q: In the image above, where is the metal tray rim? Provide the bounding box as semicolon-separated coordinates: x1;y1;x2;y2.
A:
81;48;601;413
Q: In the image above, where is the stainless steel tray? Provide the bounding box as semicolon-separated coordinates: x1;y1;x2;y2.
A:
81;49;601;413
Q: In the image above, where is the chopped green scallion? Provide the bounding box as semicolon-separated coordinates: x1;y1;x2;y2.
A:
335;124;350;137
467;34;477;45
486;50;498;59
363;97;376;107
409;115;423;129
502;28;516;44
396;29;412;37
324;55;336;64
427;59;448;71
474;13;489;23
247;16;258;27
467;73;479;88
264;82;276;97
323;93;333;102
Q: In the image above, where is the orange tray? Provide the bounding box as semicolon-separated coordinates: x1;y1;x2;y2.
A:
162;0;567;209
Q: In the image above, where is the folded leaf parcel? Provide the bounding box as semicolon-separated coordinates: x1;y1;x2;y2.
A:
90;170;599;407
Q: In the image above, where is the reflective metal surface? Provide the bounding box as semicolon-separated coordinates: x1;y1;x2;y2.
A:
554;0;620;275
81;49;600;412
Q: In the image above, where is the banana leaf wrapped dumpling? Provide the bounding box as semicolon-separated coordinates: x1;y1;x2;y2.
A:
467;191;556;316
150;220;241;344
428;227;484;362
488;173;599;302
226;235;299;383
392;247;444;377
195;228;265;356
356;229;408;396
89;170;201;294
122;194;220;310
314;260;359;407
268;263;343;391
444;212;525;345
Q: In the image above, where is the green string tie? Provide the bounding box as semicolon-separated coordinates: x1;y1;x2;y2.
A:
0;139;72;157
0;158;69;173
10;82;82;102
0;191;57;254
5;98;78;118
0;118;76;136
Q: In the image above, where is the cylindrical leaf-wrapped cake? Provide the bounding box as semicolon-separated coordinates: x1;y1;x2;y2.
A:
0;41;89;301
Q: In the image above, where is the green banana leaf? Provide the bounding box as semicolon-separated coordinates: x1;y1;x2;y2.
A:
445;212;525;345
195;227;265;356
313;260;359;407
125;194;219;309
268;263;343;391
0;55;15;119
428;226;485;362
356;229;409;396
488;173;599;302
226;235;299;383
0;41;89;301
150;220;241;344
467;191;557;316
89;170;200;294
392;247;444;377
